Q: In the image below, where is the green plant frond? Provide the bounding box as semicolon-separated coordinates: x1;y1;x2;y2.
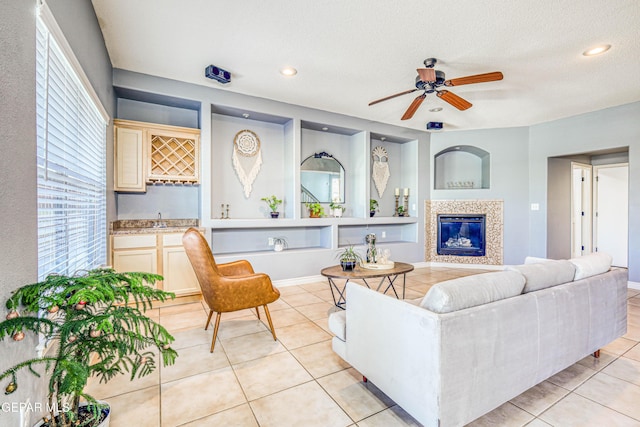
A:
0;315;58;339
0;356;57;382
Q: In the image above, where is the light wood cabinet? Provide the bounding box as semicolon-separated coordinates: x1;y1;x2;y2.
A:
114;125;146;192
111;232;201;298
114;119;200;192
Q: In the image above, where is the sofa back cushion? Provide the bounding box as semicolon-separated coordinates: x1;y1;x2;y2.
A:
570;252;612;280
506;260;575;293
420;271;525;313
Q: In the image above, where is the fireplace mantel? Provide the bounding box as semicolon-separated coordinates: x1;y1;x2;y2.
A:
425;200;503;265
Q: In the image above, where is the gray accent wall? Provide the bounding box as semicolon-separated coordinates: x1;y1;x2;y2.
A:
430;127;531;265
529;102;640;281
0;1;113;425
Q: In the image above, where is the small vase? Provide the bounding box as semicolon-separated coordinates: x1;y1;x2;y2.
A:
270;212;279;218
274;243;284;252
310;212;320;218
340;261;356;271
333;209;343;218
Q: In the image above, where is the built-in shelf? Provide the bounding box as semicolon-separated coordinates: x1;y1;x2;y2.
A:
434;145;490;190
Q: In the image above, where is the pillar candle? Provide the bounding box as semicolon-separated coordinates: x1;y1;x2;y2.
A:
395;188;400;196
404;188;409;196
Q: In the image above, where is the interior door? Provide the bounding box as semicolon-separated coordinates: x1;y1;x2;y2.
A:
571;163;592;258
594;163;628;267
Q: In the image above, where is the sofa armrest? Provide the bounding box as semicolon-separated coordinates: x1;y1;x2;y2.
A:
344;283;441;425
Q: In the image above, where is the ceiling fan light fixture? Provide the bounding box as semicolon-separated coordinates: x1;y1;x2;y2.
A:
582;44;611;56
279;66;298;76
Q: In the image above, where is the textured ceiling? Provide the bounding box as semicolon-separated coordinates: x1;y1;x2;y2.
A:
91;0;640;131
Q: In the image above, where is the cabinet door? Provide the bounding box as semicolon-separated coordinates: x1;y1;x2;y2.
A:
113;249;158;277
162;247;200;296
114;126;146;192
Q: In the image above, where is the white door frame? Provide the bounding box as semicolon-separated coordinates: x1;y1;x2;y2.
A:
570;162;592;258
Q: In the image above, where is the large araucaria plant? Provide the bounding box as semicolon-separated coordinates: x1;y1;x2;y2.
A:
0;268;178;427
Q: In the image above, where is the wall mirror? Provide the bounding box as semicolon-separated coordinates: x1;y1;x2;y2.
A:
300;152;345;203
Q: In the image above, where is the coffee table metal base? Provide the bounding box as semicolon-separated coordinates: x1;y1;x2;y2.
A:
321;262;414;309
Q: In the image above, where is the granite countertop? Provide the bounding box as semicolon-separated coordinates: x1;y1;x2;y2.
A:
110;219;203;235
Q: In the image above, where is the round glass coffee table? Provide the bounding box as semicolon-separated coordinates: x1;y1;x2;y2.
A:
321;262;414;309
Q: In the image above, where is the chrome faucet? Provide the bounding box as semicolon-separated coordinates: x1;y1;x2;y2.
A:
154;212;167;228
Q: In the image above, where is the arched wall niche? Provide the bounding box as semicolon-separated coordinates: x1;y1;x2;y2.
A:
434;145;490;189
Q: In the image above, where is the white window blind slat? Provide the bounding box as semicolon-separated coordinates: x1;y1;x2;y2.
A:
36;16;107;280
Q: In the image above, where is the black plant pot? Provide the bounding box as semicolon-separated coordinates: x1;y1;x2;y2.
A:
370;211;376;217
270;212;280;218
340;261;357;271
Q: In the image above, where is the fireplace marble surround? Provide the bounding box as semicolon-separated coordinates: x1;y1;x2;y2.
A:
425;200;504;265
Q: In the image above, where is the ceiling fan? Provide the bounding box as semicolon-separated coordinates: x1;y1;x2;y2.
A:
369;58;503;120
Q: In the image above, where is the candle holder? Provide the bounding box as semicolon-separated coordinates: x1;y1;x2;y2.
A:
403;195;410;217
393;195;400;217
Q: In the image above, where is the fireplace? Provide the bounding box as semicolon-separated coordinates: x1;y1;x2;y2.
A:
437;214;486;256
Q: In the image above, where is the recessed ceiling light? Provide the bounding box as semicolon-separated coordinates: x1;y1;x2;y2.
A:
280;67;298;76
242;113;250;119
429;107;443;112
321;127;329;131
380;137;386;141
582;44;611;56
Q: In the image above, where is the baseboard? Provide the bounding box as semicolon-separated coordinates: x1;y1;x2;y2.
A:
273;275;325;288
628;281;640;290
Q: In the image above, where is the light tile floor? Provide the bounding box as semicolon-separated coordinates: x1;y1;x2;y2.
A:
86;267;640;427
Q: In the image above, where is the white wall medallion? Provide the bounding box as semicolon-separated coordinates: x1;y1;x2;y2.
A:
372;146;390;198
232;129;263;198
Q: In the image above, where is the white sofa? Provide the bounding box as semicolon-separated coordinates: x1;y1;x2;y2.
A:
328;254;627;427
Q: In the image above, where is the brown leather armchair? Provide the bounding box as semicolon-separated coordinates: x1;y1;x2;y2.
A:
182;227;281;352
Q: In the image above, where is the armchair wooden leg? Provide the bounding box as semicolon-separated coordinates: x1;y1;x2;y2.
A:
204;309;214;330
255;306;261;319
593;350;601;358
263;304;277;341
210;312;222;353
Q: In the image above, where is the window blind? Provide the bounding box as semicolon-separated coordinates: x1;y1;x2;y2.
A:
36;15;107;279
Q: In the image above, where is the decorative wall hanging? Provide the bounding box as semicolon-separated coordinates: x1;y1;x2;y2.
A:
232;129;262;198
372;146;390;198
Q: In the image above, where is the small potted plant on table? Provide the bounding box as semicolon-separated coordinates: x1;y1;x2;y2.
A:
0;268;177;427
306;202;325;218
337;245;362;271
261;195;283;218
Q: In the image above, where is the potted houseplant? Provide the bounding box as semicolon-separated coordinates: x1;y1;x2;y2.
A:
0;268;177;427
306;202;324;218
396;206;406;217
369;199;379;217
261;195;283;218
337;245;362;271
271;237;288;252
329;201;344;218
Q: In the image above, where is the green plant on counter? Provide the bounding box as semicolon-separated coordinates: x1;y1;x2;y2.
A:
261;195;283;213
306;202;325;218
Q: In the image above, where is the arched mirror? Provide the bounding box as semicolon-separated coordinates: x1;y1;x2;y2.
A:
300;151;345;203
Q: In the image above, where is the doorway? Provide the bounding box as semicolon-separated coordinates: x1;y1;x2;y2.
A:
570;162;592;258
594;163;629;267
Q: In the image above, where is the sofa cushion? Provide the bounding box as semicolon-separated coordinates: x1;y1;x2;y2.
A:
570;252;612;280
328;310;346;341
507;260;575;293
524;256;551;264
420;271;525;313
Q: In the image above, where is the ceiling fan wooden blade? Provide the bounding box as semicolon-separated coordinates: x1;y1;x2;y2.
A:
417;68;436;82
444;71;503;87
437;90;472;110
401;94;426;120
369;89;418;106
